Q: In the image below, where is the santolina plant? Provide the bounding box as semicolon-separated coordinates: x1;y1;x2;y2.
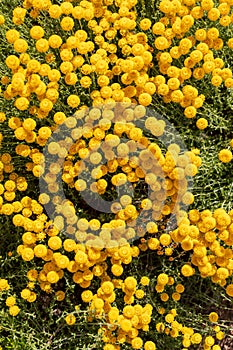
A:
0;0;232;349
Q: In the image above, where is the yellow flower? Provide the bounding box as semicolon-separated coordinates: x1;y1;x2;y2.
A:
48;236;62;250
56;255;69;269
0;14;5;25
93;297;104;309
172;292;181;301
74;179;87;191
216;267;229;280
154;36;169;50
74;250;88;265
184;163;198;177
165;313;174;323
179;38;193;55
21;288;31;299
27;269;38;281
182;192;194;205
21;247;34;261
101;281;114;294
176;284;185;293
30;26;44;40
49;4;62;19
48;35;62;50
65;313;76;325
208;8;220;22
38;126;52;140
196;118;208;130
218;149;232;163
0;279;10;291
139;18;151;31
9;305;20;316
103;345;117;350
157;273;169;285
88;219;101;231
204;336;215;346
160;233;171;246
156;322;165;332
195;28;207;41
54;112;66;125
6;296;16;307
40;98;53;112
121;305;134;320
148;238;160;250
60;2;73;15
14;38;28;53
108;307;119;322
63;239;76;252
15;97;29;111
144;341;156;350
181;264;195;277
6;55;20;70
184;106;197;119
225;78;233;88
157;83;169;96
180;236;193;251
211;75;222;87
212;346;221;350
138;92;152;106
191;333;202;344
81;290;93;303
22;232;36;245
124;276;137;290
190;50;203;63
152;22;165;35
26;291;36;303
6;29;20;44
132;337;143;349
140;276;150;286
118;245;131;260
48;69;61;82
111;264;123;276
120;318;132;332
47;271;59;284
135;289;145;299
67;95;80;108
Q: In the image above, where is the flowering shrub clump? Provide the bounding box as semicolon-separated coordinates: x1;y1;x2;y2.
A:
0;0;233;349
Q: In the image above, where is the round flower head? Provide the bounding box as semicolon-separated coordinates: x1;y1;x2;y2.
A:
14;39;28;53
218;149;232;163
209;312;219;322
124;276;137;290
6;296;16;307
181;264;195;277
9;305;20;316
65;313;76;325
132;337;143;349
49;4;62;19
30;26;44;40
196;118;208;130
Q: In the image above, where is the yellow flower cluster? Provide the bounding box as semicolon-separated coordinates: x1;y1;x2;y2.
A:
36;104;202;246
2;0;153;127
169;208;233;291
0;0;232;348
152;0;233;119
0;279;20;316
0;278;10;292
5;296;20;316
8;192;228;347
0;153;15;183
75;276;223;349
1;0;232;127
